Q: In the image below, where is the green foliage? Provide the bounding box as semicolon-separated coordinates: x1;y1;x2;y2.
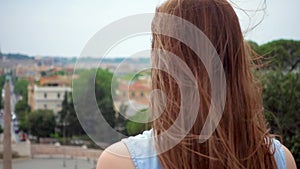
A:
0;75;5;87
55;70;66;76
72;68;125;143
40;71;47;77
15;100;31;132
19;114;29;133
28;109;56;142
14;77;29;121
253;39;300;71
15;100;30;116
95;69;117;128
250;39;300;167
14;78;28;101
114;104;128;135
50;133;60;139
58;91;85;137
126;109;152;136
72;69;94;97
262;71;300;165
0;125;3;134
248;40;259;51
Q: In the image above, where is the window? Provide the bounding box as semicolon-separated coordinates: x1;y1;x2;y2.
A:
44;93;47;98
140;92;144;97
57;93;61;98
44;104;47;109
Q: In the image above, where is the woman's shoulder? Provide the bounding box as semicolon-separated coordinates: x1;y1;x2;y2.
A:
97;134;297;169
97;130;161;169
272;139;297;169
282;144;297;169
96;141;135;169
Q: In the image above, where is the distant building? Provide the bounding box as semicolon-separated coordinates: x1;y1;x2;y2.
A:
28;85;71;114
39;75;71;86
117;79;151;105
15;64;40;79
128;80;151;105
35;56;54;67
114;77;151;117
28;75;72;114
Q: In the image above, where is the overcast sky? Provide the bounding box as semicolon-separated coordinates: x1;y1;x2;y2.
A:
0;0;299;57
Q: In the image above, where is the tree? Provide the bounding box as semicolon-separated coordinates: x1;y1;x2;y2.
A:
72;68;124;144
253;39;300;72
58;91;85;137
15;100;30;117
95;69;117;128
28;109;56;143
55;70;65;76
262;71;300;165
249;39;300;167
114;103;128;135
15;100;31;132
40;71;47;77
14;79;28;101
126;109;152;136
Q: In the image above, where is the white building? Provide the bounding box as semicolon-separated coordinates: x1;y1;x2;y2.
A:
28;85;71;114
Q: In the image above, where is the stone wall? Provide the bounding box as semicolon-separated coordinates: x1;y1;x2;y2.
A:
31;144;102;160
0;141;31;157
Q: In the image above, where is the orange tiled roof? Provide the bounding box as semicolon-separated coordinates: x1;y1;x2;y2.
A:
129;81;150;91
40;75;71;86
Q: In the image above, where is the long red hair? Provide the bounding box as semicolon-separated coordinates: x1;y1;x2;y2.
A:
151;0;277;168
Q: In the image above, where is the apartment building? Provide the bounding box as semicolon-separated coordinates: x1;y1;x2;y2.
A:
28;75;72;114
28;85;71;114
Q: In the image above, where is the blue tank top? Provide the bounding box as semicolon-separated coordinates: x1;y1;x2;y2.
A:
122;130;286;169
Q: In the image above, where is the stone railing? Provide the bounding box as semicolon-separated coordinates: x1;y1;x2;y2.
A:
31;144;102;160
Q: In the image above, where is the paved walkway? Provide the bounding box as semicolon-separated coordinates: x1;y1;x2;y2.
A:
0;157;97;169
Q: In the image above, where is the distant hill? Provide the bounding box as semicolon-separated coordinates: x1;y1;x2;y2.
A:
0;52;150;65
69;56;150;65
0;53;34;60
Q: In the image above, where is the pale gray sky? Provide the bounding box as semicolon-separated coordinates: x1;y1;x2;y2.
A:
0;0;299;57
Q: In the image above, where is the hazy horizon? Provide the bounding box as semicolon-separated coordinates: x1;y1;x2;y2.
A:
0;0;299;57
